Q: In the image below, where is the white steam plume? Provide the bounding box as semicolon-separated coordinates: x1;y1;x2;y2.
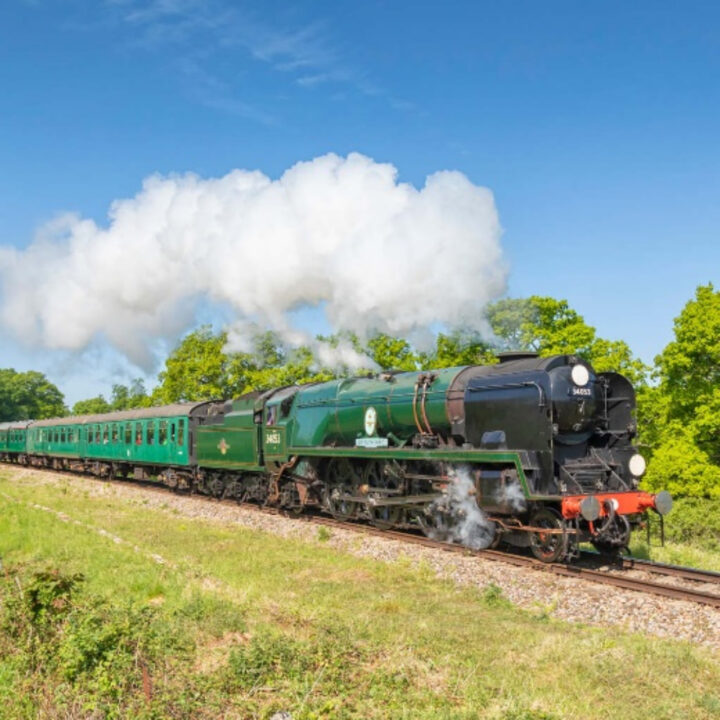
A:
426;468;495;550
0;153;506;367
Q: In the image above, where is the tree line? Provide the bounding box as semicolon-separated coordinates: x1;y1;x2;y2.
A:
2;286;719;499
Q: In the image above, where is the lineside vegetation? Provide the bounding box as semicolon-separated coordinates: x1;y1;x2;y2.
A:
0;470;719;719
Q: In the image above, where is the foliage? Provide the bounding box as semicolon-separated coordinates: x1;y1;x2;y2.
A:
0;369;66;421
485;296;648;385
153;326;334;403
643;422;720;498
110;379;153;411
152;325;233;402
642;284;720;498
72;395;111;415
0;563;195;717
423;329;498;369
366;333;418;371
656;283;720;420
73;379;152;415
641;496;720;551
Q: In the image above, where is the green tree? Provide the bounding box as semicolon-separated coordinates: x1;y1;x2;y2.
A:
656;283;720;421
643;421;720;499
153;326;239;403
154;326;333;403
644;284;720;497
111;379;152;410
366;334;419;371
72;396;111;416
485;296;647;384
422;330;497;369
0;369;66;421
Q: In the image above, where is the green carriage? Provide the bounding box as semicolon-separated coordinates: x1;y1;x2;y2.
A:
0;421;32;463
29;403;216;479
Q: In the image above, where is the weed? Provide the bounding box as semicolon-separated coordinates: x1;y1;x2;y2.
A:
316;526;332;542
481;582;509;607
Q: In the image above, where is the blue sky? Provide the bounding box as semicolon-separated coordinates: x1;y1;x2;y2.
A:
1;0;719;403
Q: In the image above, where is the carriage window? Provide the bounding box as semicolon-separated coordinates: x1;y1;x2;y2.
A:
60;429;66;443
95;426;101;443
135;422;143;445
146;421;155;445
170;423;176;442
177;419;185;446
68;429;74;443
159;420;167;445
54;431;59;443
102;426;109;444
125;423;131;444
112;424;118;443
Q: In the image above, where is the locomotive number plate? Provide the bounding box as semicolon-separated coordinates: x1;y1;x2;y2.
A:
355;437;389;448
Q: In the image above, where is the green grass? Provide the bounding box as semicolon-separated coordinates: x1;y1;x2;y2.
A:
0;468;718;719
629;536;720;571
628;496;720;570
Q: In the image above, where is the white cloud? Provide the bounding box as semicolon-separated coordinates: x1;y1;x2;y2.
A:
0;153;507;367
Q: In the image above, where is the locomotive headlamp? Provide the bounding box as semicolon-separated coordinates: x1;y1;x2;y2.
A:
571;364;590;387
628;453;646;477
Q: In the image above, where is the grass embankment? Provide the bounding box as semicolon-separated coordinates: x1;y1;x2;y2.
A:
0;470;718;720
630;497;720;571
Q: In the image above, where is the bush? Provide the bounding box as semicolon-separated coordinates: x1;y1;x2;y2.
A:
0;564;196;717
643;423;720;499
649;497;720;550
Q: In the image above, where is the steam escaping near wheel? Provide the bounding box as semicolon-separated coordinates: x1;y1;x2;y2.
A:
425;469;495;550
498;481;527;513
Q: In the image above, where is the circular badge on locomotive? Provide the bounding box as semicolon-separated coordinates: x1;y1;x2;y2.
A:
364;406;378;436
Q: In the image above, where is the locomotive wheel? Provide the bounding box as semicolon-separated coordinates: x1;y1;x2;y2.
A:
363;460;403;529
529;508;568;563
324;458;360;520
416;507;451;542
208;475;225;498
591;515;631;557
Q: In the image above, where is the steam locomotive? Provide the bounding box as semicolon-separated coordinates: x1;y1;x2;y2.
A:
0;352;671;562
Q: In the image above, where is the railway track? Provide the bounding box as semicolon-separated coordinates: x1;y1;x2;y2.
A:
3;463;720;609
301;514;720;609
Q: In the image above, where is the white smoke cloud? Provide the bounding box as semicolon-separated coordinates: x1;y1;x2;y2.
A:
426;468;496;550
0;153;506;367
